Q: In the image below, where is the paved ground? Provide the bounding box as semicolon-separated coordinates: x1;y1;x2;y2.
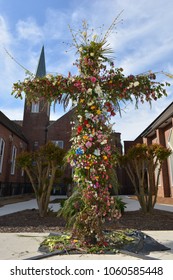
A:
1;195;173;216
0;195;65;216
0;230;172;260
0;196;172;260
122;196;173;212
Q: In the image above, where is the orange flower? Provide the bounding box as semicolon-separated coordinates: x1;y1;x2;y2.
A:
91;105;96;110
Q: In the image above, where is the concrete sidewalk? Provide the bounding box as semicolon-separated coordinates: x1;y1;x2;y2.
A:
0;195;172;260
122;196;173;212
0;195;173;216
0;231;172;260
0;195;66;216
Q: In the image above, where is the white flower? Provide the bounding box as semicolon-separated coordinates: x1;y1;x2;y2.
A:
127;81;140;89
128;82;134;89
77;115;82;121
88;101;94;106
79;47;83;52
69;77;75;82
95;84;102;94
92;34;98;41
87;88;92;94
46;74;52;80
90;53;94;57
85;112;93;119
72;100;77;105
101;139;107;145
134;81;140;87
82;31;87;37
94;149;101;156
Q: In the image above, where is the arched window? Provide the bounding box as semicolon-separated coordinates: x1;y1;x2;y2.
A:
31;101;39;113
11;145;17;175
0;138;5;173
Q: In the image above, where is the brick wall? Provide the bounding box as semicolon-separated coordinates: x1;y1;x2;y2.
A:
22;101;49;150
0;123;27;183
47;109;74;151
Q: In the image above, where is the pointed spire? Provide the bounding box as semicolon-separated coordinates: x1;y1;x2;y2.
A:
35;46;46;77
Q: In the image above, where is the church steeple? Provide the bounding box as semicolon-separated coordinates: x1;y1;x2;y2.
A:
22;46;50;150
35;46;46;77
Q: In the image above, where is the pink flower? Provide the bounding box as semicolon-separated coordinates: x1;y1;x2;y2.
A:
85;141;92;148
90;76;97;83
74;81;82;89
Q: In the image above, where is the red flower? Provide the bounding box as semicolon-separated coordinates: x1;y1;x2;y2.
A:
111;111;116;116
77;125;83;134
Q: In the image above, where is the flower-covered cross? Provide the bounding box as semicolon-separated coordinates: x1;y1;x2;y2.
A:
12;19;169;242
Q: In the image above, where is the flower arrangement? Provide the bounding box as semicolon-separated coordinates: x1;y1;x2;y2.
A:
11;18;169;243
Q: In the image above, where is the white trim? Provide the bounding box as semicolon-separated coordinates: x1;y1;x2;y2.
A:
11;145;17;175
168;129;173;185
0;138;5;173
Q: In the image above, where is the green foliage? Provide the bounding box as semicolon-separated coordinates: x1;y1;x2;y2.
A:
58;189;85;228
113;196;126;213
120;143;171;163
40;229;135;254
17;142;66;217
17;151;33;167
41;234;72;252
118;143;172;213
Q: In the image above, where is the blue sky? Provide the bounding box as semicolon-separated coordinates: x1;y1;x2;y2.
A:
0;0;173;143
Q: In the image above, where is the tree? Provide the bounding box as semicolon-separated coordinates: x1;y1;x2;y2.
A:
17;142;66;217
118;143;172;213
12;18;169;242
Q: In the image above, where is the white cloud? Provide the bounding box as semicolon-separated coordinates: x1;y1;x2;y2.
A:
0;15;11;45
16;17;44;43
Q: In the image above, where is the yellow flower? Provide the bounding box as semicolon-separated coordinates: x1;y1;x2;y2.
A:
96;109;101;115
73;239;79;243
80;99;85;103
83;135;88;140
85;166;90;170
